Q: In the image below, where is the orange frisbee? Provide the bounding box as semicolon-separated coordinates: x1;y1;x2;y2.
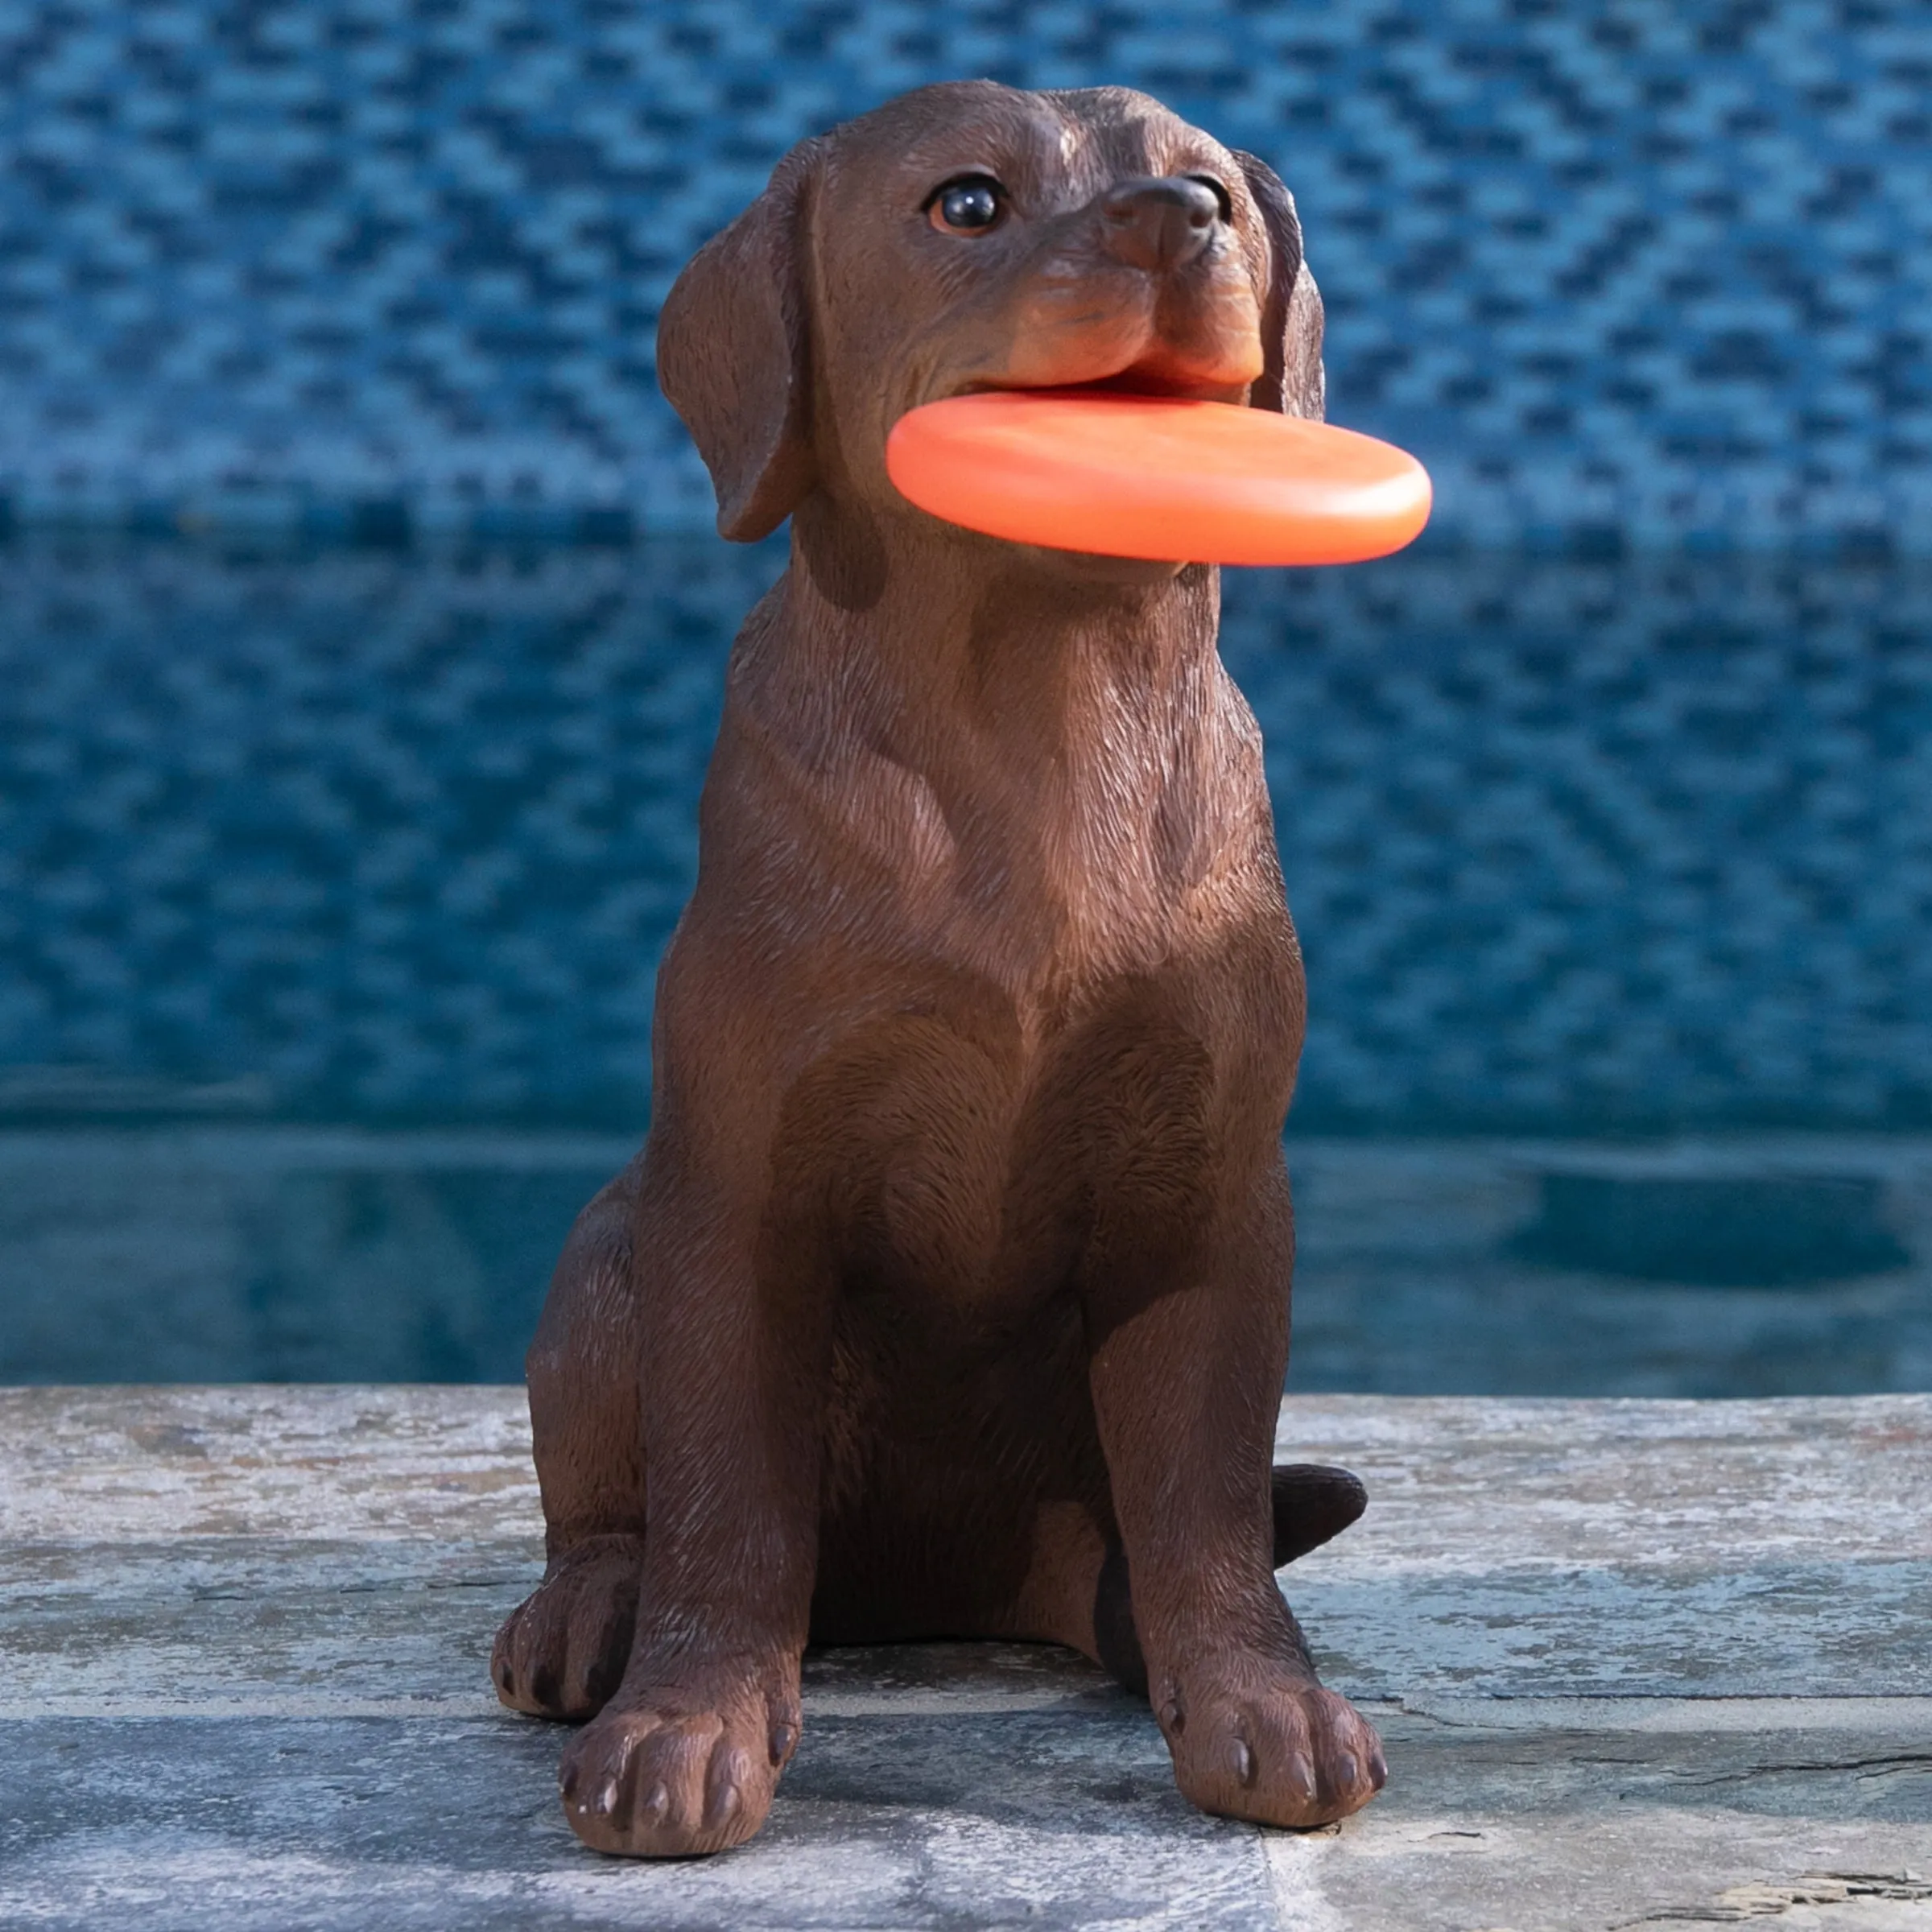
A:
886;390;1431;566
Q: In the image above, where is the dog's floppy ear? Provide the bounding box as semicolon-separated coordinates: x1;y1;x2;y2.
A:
657;138;824;541
1232;151;1325;421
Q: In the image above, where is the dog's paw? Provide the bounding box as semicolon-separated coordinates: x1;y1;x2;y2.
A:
557;1660;799;1857
1158;1656;1385;1830
491;1534;643;1720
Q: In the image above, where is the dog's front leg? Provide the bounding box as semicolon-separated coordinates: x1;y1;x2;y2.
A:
1086;1160;1386;1829
558;1159;828;1858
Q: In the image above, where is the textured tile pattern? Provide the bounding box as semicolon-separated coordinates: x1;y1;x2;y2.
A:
0;2;1925;547
4;541;1928;1135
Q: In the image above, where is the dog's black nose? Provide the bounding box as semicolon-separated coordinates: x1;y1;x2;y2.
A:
1099;176;1222;273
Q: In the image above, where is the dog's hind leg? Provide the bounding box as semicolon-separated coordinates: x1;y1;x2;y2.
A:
492;1162;649;1721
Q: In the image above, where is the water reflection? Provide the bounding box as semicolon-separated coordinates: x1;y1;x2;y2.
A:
2;538;1928;1390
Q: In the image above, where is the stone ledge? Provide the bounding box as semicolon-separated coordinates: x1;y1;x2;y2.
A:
2;1387;1928;1930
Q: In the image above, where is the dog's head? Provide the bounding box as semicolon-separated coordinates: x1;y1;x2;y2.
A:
658;81;1323;551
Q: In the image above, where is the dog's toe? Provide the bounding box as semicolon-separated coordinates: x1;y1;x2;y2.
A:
491;1534;643;1721
1162;1659;1385;1830
558;1666;791;1856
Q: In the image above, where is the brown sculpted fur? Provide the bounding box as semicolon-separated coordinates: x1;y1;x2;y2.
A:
491;80;1386;1857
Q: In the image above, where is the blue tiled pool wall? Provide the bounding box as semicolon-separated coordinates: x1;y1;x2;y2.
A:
5;539;1928;1135
0;2;1926;553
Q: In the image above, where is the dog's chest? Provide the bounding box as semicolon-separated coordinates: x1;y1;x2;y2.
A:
844;709;1274;1006
819;915;1301;1322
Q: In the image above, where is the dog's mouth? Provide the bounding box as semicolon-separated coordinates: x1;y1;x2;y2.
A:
958;369;1251;407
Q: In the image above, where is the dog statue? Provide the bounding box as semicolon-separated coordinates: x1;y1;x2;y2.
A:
491;80;1385;1857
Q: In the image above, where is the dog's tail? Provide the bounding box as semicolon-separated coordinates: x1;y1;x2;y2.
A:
1269;1462;1368;1567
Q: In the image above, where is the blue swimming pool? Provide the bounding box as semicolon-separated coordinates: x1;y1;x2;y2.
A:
2;537;1929;1394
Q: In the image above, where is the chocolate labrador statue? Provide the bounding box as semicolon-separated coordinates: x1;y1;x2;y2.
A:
491;79;1385;1857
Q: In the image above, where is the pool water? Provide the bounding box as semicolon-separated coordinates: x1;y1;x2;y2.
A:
2;537;1929;1394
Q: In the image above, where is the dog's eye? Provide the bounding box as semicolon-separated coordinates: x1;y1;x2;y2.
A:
1183;174;1234;222
927;175;1007;235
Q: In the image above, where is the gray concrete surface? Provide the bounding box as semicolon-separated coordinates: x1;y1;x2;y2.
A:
1;1385;1927;1930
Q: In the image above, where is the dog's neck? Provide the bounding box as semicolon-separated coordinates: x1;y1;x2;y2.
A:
749;501;1227;778
716;500;1267;983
